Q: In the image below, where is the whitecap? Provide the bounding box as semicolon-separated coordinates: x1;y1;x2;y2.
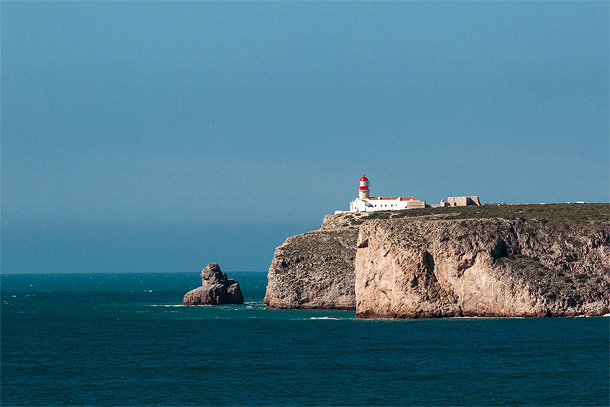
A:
149;304;186;307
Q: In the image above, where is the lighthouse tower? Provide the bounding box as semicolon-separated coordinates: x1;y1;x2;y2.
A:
359;174;370;200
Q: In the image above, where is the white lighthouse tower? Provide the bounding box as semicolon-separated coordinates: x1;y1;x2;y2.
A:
359;174;370;200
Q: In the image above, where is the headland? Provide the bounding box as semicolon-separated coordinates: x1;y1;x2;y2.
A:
264;203;610;318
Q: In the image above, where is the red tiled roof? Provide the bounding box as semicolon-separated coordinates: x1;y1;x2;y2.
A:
367;197;419;201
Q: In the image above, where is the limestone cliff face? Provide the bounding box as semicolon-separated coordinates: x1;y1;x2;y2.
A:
264;214;361;309
264;203;610;317
355;217;610;318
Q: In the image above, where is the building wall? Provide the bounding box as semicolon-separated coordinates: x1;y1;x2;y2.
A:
349;198;426;212
406;200;426;209
468;196;481;206
447;196;481;207
448;197;466;207
347;196;480;212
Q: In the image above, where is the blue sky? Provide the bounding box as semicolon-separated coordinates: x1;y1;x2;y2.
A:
2;1;608;273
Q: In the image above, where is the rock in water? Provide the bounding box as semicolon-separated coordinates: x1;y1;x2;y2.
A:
183;263;244;305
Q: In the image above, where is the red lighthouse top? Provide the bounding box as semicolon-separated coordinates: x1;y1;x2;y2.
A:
359;174;370;191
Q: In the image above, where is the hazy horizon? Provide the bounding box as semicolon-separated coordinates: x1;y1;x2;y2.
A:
2;1;608;273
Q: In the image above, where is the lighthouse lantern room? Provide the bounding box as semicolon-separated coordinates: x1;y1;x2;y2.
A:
359;174;370;200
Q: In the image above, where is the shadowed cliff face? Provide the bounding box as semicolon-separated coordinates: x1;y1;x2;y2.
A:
355;217;610;318
265;203;610;316
264;214;360;310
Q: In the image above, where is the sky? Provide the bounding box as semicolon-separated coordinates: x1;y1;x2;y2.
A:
2;1;608;273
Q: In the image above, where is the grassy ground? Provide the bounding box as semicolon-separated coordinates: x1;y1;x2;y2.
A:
348;202;609;223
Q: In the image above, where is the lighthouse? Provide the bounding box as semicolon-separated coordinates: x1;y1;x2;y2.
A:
337;174;477;214
344;174;426;213
359;174;370;200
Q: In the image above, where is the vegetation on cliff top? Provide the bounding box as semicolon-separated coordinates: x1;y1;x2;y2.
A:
327;203;609;227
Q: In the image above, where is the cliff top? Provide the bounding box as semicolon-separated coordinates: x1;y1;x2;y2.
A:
321;203;609;231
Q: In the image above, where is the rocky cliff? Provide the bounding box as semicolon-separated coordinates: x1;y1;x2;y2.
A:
265;203;610;317
264;214;361;309
355;205;610;318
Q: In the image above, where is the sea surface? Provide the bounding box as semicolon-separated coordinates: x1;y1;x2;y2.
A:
2;272;609;406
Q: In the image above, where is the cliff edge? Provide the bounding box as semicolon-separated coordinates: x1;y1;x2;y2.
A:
264;214;361;309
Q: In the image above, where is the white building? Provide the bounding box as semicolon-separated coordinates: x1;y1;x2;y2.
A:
341;174;426;213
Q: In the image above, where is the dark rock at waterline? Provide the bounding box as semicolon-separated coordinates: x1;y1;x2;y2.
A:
183;263;244;305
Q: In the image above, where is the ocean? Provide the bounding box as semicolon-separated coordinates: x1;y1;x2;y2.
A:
2;272;608;406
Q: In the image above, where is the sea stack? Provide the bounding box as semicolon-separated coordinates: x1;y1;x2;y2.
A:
183;263;244;305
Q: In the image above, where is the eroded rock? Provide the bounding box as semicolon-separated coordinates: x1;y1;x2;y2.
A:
355;217;610;318
183;263;244;305
264;214;359;310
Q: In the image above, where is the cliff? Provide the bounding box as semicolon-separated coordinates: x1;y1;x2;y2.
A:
264;214;361;309
356;214;610;318
265;203;610;317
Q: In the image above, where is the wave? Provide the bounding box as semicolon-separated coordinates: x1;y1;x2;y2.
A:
149;304;192;307
150;302;263;308
450;316;525;320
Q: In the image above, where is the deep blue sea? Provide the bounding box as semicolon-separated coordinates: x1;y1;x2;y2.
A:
2;272;609;406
